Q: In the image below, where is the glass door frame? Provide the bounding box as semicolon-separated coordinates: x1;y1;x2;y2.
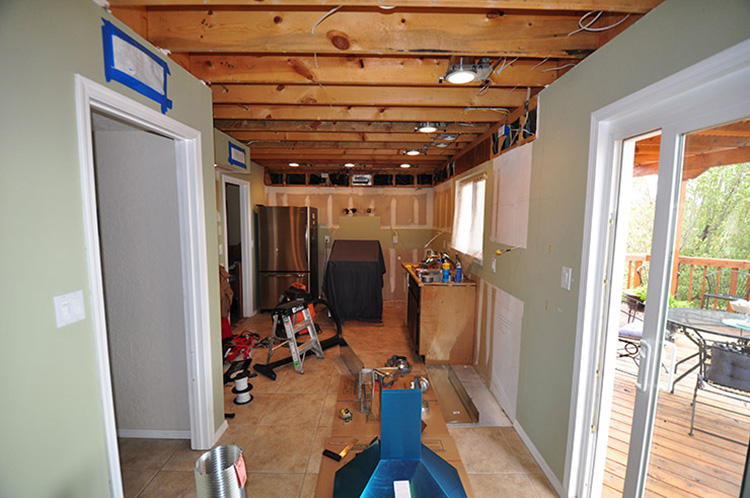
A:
567;39;750;498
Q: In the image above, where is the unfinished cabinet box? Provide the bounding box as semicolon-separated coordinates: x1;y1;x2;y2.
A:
404;264;476;364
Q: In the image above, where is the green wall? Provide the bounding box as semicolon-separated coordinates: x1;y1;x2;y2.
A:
469;0;750;483
0;1;221;496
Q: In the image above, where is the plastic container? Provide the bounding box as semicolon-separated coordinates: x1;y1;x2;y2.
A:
442;261;450;283
195;445;246;498
455;260;462;284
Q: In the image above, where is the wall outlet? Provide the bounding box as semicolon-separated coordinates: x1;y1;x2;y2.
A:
561;266;572;291
53;290;86;328
392;234;398;245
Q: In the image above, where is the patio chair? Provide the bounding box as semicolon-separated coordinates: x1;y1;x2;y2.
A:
701;268;750;310
617;311;678;391
689;341;750;444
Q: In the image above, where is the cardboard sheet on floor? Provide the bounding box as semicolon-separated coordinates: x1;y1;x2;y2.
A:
331;399;448;437
336;375;438;402
314;435;474;498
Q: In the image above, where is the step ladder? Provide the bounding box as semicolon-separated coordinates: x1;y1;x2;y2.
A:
266;299;324;374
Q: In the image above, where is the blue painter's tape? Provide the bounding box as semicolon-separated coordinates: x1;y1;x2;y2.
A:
228;142;247;169
101;19;173;114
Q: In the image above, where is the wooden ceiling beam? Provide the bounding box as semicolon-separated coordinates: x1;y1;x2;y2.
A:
243;141;462;150
251;148;450;158
189;55;562;87
634;146;750;178
112;0;661;14
229;131;475;142
147;9;597;57
213;104;516;122
215;119;490;134
212;83;527;108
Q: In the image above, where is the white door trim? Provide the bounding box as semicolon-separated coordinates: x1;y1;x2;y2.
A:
566;38;750;498
75;75;217;498
221;174;255;317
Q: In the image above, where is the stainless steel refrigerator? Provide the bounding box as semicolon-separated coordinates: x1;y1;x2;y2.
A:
256;206;318;310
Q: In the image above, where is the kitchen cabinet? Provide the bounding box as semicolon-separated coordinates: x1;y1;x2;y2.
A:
402;263;476;364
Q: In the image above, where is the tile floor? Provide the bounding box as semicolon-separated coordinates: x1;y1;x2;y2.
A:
119;302;557;497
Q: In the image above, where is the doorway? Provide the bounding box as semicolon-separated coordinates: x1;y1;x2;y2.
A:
75;76;218;497
569;40;750;497
221;175;254;319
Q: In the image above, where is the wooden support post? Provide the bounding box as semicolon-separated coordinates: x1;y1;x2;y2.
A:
670;179;688;297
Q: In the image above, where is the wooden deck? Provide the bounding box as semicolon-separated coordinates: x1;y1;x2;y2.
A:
604;337;750;496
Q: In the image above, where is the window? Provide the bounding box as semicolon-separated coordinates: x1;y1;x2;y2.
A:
451;175;486;260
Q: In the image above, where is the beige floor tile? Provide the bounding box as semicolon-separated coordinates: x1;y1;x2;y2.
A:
224;392;274;428
139;470;196;498
468;474;539;498
276;358;336;394
258;393;325;427
319;393;338;426
215;422;257;451
118;438;181;471
448;427;529;474
528;472;559;497
243;425;315;473
120;468;156;498
300;473;319;498
245;473;305;498
306;425;334;474
161;440;205;472
500;428;545;473
247;364;290;393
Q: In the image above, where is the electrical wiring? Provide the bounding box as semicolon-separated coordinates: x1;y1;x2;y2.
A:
311;6;343;68
462;107;510;115
568;11;631;36
541;63;578;73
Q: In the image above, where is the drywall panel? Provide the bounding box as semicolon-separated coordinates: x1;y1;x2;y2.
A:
94;118;190;433
491;142;532;248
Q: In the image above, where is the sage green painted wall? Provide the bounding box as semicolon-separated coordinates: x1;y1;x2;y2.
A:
0;1;222;496
468;0;750;482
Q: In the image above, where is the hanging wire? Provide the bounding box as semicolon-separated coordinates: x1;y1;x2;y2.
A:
311;5;343;68
311;5;342;34
462;107;510;115
531;57;549;70
568;11;631;36
541;63;578;73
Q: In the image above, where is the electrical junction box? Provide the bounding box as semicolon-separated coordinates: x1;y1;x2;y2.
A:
352;174;373;186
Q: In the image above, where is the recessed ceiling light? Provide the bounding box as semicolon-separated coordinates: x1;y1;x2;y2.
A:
400;163;411;169
445;65;477;84
405;149;421;156
417;123;438;133
288;162;300;167
435;142;450;148
378;5;396;9
344;162;356;168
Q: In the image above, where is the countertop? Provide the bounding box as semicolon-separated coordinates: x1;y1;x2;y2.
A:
401;262;476;287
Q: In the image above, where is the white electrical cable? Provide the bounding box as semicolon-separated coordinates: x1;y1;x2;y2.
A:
311;5;342;34
541;63;578;73
568;11;631;36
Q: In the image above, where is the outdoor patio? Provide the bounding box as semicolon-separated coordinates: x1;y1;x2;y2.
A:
603;331;750;497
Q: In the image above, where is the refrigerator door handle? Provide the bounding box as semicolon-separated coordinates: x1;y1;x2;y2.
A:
264;273;306;278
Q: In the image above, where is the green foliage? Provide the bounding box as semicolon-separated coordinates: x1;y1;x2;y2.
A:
680;163;750;260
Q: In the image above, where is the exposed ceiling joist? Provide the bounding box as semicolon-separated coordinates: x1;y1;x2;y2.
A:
188;55;563;87
147;9;599;58
214;120;490;134
110;1;661;174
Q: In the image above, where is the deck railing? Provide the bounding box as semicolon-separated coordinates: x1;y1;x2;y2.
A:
625;254;750;309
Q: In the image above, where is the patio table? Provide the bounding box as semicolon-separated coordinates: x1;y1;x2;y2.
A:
666;308;750;391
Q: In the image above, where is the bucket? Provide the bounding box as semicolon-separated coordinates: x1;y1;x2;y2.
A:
194;445;247;498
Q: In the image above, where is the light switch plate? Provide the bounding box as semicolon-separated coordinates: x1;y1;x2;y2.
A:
561;266;572;291
53;290;86;328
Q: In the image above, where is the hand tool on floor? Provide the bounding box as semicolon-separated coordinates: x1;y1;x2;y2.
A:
323;438;358;462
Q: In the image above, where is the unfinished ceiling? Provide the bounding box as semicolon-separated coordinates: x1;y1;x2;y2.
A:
109;0;663;176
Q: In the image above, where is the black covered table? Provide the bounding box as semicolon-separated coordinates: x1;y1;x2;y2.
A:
322;240;386;322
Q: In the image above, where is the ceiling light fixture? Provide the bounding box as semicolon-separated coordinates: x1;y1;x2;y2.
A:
288;162;300;167
405;149;421;156
400;163;411;169
344;162;356;168
442;57;493;85
417;122;438;133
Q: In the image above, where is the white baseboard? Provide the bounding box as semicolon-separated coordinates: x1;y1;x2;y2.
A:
213;420;229;445
117;428;191;439
513;420;567;498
